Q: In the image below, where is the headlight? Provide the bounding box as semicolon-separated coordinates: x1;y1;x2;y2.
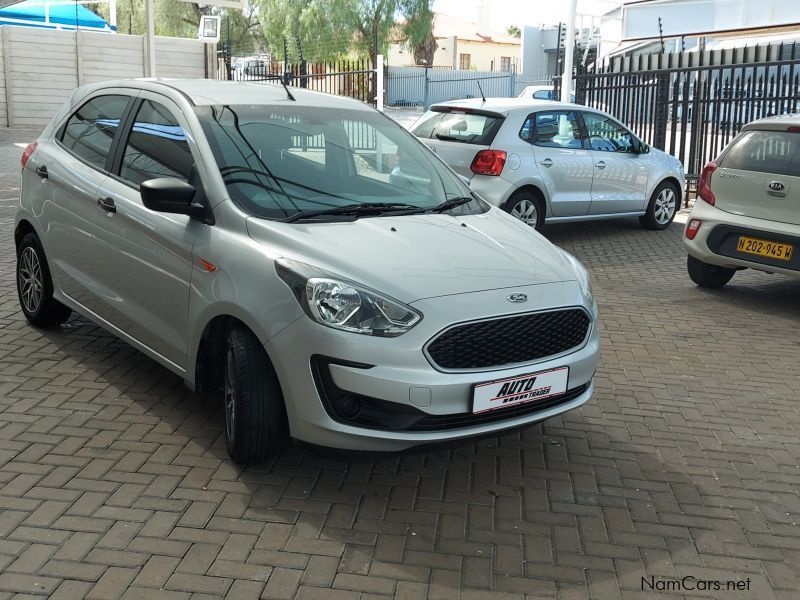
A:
565;253;594;299
276;258;422;337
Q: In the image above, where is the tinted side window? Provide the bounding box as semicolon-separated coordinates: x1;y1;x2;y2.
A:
583;112;635;153
721;130;800;176
531;111;583;149
61;95;130;169
532;90;553;100
120;100;193;186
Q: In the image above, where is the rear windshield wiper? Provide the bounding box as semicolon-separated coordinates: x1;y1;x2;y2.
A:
434;133;463;142
280;202;421;223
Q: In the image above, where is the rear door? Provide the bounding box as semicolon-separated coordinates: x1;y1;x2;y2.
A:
37;93;134;309
411;108;504;178
525;109;593;217
714;128;800;226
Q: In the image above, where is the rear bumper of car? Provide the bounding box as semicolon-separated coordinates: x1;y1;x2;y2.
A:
683;201;800;276
469;175;517;209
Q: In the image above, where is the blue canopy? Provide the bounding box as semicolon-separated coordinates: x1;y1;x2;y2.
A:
0;1;111;31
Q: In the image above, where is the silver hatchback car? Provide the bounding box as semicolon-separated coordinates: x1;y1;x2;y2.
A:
412;98;686;230
16;79;599;464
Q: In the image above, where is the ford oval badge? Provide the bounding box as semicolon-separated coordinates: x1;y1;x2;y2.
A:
506;293;529;303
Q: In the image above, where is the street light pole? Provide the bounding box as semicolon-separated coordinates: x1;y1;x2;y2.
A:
145;0;156;77
560;0;577;102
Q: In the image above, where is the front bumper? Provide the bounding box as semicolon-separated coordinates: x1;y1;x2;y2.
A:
265;282;600;451
684;201;800;277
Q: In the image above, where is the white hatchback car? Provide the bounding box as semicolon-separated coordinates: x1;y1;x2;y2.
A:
412;98;685;230
684;115;800;287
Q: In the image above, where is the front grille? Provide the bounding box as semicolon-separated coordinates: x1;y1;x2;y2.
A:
426;308;591;370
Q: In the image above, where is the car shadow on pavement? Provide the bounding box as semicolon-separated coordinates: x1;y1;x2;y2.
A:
24;309;781;599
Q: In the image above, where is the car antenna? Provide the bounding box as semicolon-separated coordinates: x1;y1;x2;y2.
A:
279;75;296;101
476;80;486;104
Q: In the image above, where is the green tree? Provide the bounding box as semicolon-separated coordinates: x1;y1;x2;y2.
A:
258;0;398;63
507;25;521;38
398;0;435;65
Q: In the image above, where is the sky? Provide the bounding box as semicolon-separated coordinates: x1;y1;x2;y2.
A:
432;0;622;31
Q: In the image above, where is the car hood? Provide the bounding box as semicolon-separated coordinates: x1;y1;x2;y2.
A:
246;207;577;303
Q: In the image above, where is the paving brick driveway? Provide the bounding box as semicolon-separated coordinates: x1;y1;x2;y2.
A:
1;127;800;600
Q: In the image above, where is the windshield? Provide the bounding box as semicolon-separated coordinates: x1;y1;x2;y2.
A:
195;104;477;220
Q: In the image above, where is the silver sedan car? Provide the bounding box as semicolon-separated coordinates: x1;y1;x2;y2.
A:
412;98;685;230
16;79;599;464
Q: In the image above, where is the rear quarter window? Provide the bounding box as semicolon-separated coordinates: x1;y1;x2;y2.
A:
412;109;504;145
721;130;800;176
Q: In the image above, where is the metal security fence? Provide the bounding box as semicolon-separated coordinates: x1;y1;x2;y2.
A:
388;67;518;108
218;52;378;105
566;42;800;192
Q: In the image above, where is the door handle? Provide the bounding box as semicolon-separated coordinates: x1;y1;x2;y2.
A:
97;197;116;213
539;158;553;168
36;165;48;179
595;161;606;170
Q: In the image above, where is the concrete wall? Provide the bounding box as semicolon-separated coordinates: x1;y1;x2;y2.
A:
0;26;209;128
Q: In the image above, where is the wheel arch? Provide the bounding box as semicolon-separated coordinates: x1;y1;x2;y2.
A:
14;219;37;249
505;184;548;215
658;176;684;207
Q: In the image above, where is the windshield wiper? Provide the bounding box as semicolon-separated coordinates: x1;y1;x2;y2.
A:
280;202;421;223
429;196;475;213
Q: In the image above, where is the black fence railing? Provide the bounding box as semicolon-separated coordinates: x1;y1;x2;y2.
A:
217;52;377;106
562;42;800;197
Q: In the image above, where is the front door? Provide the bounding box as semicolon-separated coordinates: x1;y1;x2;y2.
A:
527;110;593;217
582;111;649;215
92;94;201;369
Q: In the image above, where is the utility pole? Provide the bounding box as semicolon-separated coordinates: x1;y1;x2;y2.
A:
144;0;156;77
560;0;577;102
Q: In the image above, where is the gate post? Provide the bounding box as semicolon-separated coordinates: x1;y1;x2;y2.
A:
376;54;384;111
422;65;430;109
654;72;669;149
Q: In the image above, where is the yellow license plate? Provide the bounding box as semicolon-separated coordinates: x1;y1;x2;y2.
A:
736;236;794;261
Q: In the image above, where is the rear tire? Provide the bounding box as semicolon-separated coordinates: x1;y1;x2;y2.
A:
687;255;735;288
223;324;287;464
504;190;544;230
16;233;71;327
640;181;680;230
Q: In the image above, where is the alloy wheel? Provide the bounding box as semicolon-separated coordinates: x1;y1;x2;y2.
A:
654;188;677;225
18;246;43;314
511;199;538;227
224;346;237;443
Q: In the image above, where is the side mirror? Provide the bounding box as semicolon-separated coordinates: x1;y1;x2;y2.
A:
141;178;208;221
639;143;650;154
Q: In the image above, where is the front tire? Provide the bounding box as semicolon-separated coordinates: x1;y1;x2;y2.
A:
687;255;735;288
224;324;287;464
16;233;71;327
640;181;680;230
504;191;544;230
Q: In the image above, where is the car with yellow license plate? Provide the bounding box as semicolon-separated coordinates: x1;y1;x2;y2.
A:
684;115;800;287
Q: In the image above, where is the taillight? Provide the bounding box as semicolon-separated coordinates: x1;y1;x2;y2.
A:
697;161;717;206
471;150;506;176
20;141;37;171
686;219;702;240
